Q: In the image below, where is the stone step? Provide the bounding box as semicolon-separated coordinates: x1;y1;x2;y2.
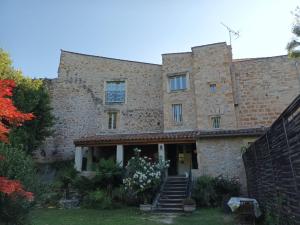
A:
166;180;187;183
165;181;188;185
158;203;183;208
163;190;186;194
156;207;183;212
161;194;186;199
164;187;186;190
159;198;184;202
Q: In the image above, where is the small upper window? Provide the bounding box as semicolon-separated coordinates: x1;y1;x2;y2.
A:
209;84;217;93
105;81;125;104
169;75;187;91
211;116;221;129
172;104;183;123
108;112;117;129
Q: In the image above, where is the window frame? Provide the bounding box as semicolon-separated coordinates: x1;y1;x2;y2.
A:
108;111;118;129
172;104;183;123
168;73;188;92
105;80;126;104
209;83;217;93
211;116;221;129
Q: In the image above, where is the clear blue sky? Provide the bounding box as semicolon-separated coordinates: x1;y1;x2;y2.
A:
0;0;298;78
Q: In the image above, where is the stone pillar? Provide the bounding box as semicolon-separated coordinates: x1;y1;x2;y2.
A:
116;145;124;167
74;146;83;172
86;148;93;171
158;143;165;161
195;140;203;175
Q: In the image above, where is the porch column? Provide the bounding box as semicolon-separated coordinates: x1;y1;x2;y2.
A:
74;146;83;172
116;145;124;167
158;143;165;161
86;148;93;171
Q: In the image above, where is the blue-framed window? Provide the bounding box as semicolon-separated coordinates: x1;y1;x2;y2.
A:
105;81;125;104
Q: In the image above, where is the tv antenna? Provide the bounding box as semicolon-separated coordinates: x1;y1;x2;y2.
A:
221;22;240;46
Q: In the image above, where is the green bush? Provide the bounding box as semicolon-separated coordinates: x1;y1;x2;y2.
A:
0;144;40;224
192;175;240;208
192;175;217;207
82;190;114;209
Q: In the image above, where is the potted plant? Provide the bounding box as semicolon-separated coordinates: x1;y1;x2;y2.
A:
183;198;196;212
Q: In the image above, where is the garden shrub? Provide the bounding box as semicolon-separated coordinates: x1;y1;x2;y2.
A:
192;175;240;208
0;144;39;224
123;148;169;204
54;162;78;199
81;189;114;209
92;159;123;195
192;175;217;207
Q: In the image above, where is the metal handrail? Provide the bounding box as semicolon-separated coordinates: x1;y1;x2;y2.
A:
152;168;168;210
186;167;193;198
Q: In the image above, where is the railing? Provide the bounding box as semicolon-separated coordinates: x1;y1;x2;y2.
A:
186;167;193;198
152;168;168;210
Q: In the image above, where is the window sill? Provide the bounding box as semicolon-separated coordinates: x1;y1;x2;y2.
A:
172;122;184;126
105;102;125;105
169;89;187;93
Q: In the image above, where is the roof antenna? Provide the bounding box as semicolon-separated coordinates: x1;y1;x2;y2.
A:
221;22;240;46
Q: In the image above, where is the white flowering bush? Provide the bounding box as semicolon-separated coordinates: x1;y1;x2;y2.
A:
123;148;169;203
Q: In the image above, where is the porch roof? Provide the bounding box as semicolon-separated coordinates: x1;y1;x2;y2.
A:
74;128;266;147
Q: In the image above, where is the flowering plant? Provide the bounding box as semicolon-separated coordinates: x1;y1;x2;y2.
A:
123;148;169;204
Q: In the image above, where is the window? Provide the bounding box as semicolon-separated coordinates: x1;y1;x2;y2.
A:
105;81;125;104
209;84;217;93
172;104;182;123
108;112;117;129
211;116;221;128
169;75;187;91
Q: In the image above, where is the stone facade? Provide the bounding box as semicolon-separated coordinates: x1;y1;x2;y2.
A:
194;136;257;192
39;42;300;191
39;51;163;161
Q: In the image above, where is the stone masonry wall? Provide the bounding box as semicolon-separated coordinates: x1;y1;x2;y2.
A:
233;56;300;128
194;136;257;193
192;43;237;129
37;51;163;161
39;43;300;163
162;52;197;131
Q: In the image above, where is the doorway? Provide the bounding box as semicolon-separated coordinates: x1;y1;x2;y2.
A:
165;143;197;176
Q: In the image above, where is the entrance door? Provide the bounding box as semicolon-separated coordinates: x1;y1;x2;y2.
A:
166;144;177;176
177;148;192;175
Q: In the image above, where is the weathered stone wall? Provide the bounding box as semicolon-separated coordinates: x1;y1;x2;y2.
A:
194;136;257;193
39;43;300;163
233;56;300;128
37;51;163;161
162;52;197;131
192;43;237;129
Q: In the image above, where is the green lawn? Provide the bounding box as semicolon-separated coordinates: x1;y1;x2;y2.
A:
30;207;234;225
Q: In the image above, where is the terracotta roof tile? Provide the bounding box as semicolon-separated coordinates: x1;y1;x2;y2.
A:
74;128;266;147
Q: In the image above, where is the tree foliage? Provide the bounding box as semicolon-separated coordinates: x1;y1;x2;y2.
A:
0;48;54;153
0;79;36;224
287;7;300;58
0;80;34;143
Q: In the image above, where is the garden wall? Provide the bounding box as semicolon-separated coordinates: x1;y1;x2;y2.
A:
243;95;300;224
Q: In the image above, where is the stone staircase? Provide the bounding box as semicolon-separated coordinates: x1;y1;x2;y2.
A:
156;176;188;212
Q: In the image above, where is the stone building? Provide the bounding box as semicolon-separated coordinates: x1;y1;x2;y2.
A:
39;42;300;191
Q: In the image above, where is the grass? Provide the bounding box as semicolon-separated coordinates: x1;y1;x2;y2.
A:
30;207;234;225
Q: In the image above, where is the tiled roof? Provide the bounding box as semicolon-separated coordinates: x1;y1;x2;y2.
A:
74;128;266;146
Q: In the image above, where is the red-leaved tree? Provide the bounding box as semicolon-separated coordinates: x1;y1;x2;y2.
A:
0;79;34;201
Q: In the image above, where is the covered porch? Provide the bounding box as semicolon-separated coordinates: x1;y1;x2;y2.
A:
73;131;199;176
